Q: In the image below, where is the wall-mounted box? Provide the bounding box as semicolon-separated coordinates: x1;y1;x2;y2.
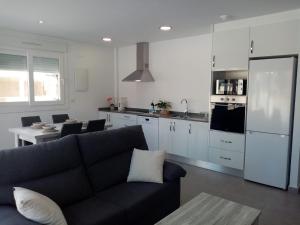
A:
75;68;88;91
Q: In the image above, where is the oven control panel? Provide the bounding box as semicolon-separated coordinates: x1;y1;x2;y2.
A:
210;95;246;104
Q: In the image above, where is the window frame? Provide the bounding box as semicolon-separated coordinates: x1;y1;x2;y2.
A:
0;48;29;106
29;50;65;106
0;48;65;106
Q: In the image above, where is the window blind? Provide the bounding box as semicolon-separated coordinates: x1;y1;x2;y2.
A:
0;53;27;71
33;56;59;73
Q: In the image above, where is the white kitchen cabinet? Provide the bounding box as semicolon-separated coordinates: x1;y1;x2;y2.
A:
159;118;188;156
172;120;189;157
187;121;209;161
137;116;159;151
159;118;209;161
249;20;300;57
212;28;249;71
110;113;137;129
99;111;114;126
209;130;245;152
209;147;244;170
209;130;245;170
159;118;173;154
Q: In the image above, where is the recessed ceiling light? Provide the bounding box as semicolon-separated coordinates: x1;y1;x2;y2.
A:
160;26;172;31
38;20;44;24
219;15;231;21
102;37;112;42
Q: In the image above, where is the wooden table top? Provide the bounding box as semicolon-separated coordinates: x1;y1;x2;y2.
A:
155;192;261;225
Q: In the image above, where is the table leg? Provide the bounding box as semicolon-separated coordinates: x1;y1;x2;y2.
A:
14;134;22;147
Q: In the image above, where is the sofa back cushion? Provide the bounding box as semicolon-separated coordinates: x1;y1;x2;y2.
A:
77;125;148;192
0;135;93;207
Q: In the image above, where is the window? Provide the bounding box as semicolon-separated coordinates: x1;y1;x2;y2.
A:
0;53;28;102
33;56;61;102
0;49;64;105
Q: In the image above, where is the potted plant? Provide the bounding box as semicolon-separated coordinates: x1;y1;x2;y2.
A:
155;100;171;115
106;96;115;111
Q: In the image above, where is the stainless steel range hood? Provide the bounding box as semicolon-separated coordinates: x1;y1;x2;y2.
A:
122;42;154;82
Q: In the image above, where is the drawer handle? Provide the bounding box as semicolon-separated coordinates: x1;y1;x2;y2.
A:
221;140;232;144
220;156;232;161
145;118;149;121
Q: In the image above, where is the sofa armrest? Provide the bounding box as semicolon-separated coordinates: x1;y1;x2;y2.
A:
163;161;186;182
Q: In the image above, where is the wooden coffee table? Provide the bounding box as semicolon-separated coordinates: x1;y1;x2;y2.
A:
155;192;261;225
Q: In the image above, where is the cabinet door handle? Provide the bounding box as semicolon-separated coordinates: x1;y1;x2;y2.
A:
169;122;172;132
189;124;191;134
173;122;175;132
220;156;232;161
221;140;232;144
109;114;111;122
212;55;216;67
250;40;254;54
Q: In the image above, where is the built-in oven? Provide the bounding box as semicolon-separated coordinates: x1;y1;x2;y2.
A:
210;96;246;134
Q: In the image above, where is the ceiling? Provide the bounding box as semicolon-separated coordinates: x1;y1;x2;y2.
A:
0;0;300;47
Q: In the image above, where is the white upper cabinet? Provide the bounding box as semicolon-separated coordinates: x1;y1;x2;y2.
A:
249;20;300;57
212;28;250;71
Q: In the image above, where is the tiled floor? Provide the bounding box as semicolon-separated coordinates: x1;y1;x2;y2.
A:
179;163;300;225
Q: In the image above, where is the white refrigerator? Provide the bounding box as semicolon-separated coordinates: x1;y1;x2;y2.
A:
244;57;296;189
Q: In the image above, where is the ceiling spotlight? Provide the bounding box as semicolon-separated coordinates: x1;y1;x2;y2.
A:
160;26;172;31
38;20;44;24
219;15;231;21
102;37;112;42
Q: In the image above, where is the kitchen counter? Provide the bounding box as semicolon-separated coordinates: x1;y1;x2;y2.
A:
98;107;209;123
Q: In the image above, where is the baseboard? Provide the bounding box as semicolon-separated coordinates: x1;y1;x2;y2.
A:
166;154;244;178
288;186;300;194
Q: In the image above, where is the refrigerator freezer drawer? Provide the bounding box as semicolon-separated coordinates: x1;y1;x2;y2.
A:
244;131;290;189
209;147;244;170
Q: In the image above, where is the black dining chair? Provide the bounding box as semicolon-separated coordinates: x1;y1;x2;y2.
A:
20;116;42;145
52;114;69;123
21;116;41;127
86;119;106;133
60;123;83;138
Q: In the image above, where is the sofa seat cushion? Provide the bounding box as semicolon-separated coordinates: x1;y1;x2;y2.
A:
0;206;41;225
96;182;177;224
63;196;126;225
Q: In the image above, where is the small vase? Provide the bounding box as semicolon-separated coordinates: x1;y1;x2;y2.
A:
160;109;170;116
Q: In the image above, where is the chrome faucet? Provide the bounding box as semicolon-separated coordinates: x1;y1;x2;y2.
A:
181;98;189;118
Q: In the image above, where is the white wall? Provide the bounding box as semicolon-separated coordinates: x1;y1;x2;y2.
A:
0;30;114;149
118;34;212;113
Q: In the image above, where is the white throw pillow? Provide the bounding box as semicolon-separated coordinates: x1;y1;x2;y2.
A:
13;187;68;225
127;149;165;184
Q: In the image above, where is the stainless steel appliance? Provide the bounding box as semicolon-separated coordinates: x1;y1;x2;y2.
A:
215;79;246;95
244;57;297;189
210;96;246;134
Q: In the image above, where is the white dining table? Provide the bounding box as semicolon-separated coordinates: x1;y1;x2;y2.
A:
9;123;87;147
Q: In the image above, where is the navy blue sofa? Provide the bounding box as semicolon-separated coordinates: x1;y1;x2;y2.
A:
0;125;186;225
